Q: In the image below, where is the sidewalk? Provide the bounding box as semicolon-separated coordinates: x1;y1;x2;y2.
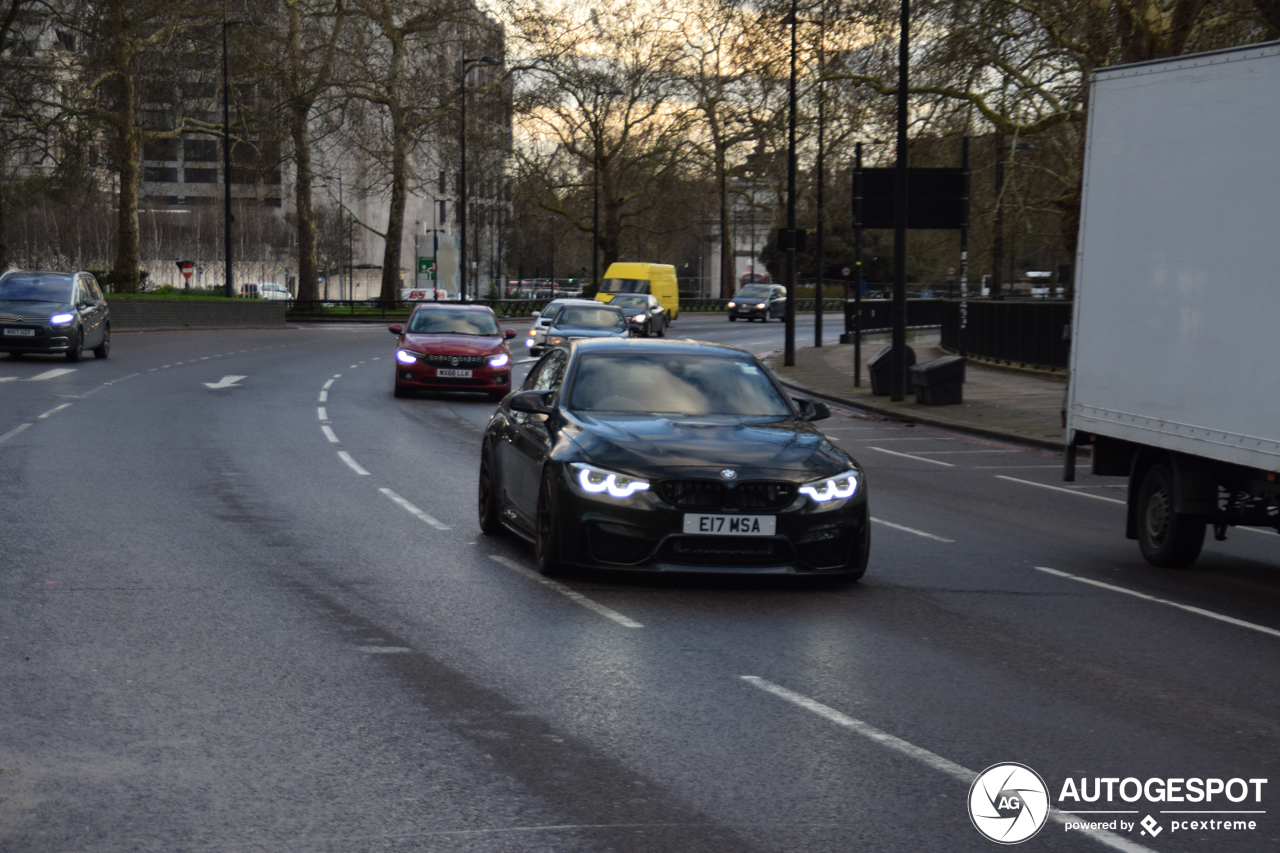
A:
770;331;1068;450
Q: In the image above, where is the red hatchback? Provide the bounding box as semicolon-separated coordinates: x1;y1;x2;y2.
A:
389;304;518;400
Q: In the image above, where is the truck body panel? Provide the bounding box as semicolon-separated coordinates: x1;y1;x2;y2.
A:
1069;42;1280;474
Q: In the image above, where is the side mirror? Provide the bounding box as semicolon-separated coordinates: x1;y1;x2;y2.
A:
505;328;517;339
510;389;555;415
532;311;541;320
794;397;831;421
388;323;403;335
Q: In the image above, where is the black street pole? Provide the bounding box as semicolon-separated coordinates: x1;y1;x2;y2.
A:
853;142;863;386
890;0;910;401
592;149;600;293
959;135;970;358
991;134;1005;301
222;4;233;298
814;64;825;348
783;0;798;367
459;61;469;303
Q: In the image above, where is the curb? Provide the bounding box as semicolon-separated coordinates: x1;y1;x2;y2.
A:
769;359;1066;453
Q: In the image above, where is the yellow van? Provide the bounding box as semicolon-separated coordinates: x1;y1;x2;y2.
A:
596;262;680;322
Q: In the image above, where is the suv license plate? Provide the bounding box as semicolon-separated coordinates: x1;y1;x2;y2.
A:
683;514;776;536
436;368;472;378
3;328;35;337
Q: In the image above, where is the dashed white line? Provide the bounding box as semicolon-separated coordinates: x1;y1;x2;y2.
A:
871;517;955;543
0;377;16;383
974;465;1061;469
336;451;370;475
37;403;72;419
332;373;342;379
321;425;340;443
317;407;328;420
349;364;358;368
27;368;77;382
318;390;328;402
996;475;1125;505
0;423;32;443
1034;567;1280;640
867;446;955;467
378;488;450;530
488;555;644;628
323;378;336;389
741;676;1156;853
359;646;412;654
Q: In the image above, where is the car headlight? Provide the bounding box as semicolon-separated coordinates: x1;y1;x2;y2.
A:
798;470;859;505
488;353;509;368
569;462;650;500
395;349;418;365
546;335;566;347
726;301;736;308
50;312;75;326
524;336;535;348
756;302;766;309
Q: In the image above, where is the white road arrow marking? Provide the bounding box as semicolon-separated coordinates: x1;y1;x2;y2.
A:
203;375;247;389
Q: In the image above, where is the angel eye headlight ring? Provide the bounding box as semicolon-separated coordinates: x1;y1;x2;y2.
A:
798;470;859;502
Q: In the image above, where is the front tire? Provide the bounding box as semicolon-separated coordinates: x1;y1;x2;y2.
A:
728;315;737;322
93;325;111;359
478;443;502;535
65;329;83;362
394;380;410;398
534;470;563;576
1137;463;1207;568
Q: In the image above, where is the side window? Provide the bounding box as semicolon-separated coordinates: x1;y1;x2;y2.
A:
74;281;89;307
84;277;104;302
524;349;567;392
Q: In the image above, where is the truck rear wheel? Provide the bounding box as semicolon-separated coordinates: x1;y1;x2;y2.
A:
1137;463;1206;568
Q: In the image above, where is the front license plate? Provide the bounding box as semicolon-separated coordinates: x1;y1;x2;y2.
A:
3;328;35;337
436;368;473;378
683;514;777;536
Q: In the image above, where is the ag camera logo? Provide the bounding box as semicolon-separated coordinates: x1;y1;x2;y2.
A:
969;763;1050;844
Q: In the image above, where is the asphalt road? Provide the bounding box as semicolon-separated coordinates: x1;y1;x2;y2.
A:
2;316;1277;852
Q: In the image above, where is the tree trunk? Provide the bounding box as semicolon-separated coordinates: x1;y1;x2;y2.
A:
111;30;141;294
717;142;733;299
380;110;407;305
0;180;8;270
293;104;319;301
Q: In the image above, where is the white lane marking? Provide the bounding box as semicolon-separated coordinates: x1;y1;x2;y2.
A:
0;377;17;383
997;475;1125;505
162;365;171;369
1034;566;1280;640
378;487;450;530
371;357;381;361
323;379;336;389
317;407;328;420
318;390;328;402
28;368;77;381
103;372;140;386
0;423;32;443
199;356;209;360
975;465;1061;469
332;373;342;379
349;364;358;368
203;375;247;389
907;450;1009;455
867;446;955;467
336;451;370;476
488;555;644;628
321;425;340;443
855;437;959;442
741;676;1156;853
147;368;157;372
38;403;72;419
359;645;413;654
871;517;955;543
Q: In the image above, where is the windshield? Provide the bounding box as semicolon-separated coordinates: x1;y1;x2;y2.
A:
0;274;74;303
553;306;627;329
408;309;500;335
600;278;649;294
610;295;648;309
736;285;771;299
567;352;792;416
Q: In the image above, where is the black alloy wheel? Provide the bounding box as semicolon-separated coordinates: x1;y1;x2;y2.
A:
65;329;83;362
655;318;665;337
1137;462;1207;568
534;470;563;576
93;325;110;359
478;443;502;535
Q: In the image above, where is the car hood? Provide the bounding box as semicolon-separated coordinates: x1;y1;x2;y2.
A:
0;300;73;320
400;334;505;355
565;413;852;478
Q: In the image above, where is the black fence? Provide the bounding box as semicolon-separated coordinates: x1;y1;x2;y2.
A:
842;298;949;333
940;299;1072;369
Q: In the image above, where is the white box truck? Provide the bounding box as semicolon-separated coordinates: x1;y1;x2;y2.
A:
1065;41;1280;568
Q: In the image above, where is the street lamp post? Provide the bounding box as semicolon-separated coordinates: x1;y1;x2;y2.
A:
222;3;234;298
783;0;799;367
592;88;624;294
460;55;500;303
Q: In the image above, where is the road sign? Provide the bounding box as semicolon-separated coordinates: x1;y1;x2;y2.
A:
946;266;957;277
842;267;852;277
417;256;434;274
177;260;195;280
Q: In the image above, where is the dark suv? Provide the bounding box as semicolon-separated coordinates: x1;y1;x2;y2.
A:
0;270;111;361
727;284;786;322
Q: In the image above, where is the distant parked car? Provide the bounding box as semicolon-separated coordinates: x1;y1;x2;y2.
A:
239;282;291;300
0;270;110;361
389;303;518;401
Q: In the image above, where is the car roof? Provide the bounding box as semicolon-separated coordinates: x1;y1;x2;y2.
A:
411;302;495;314
565;338;752;358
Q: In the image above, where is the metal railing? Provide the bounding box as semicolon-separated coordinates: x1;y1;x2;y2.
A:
940;300;1072;369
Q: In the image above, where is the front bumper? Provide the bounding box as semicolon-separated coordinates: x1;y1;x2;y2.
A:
551;468;869;575
0;327;71;353
728;306;769;320
395;360;510;393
